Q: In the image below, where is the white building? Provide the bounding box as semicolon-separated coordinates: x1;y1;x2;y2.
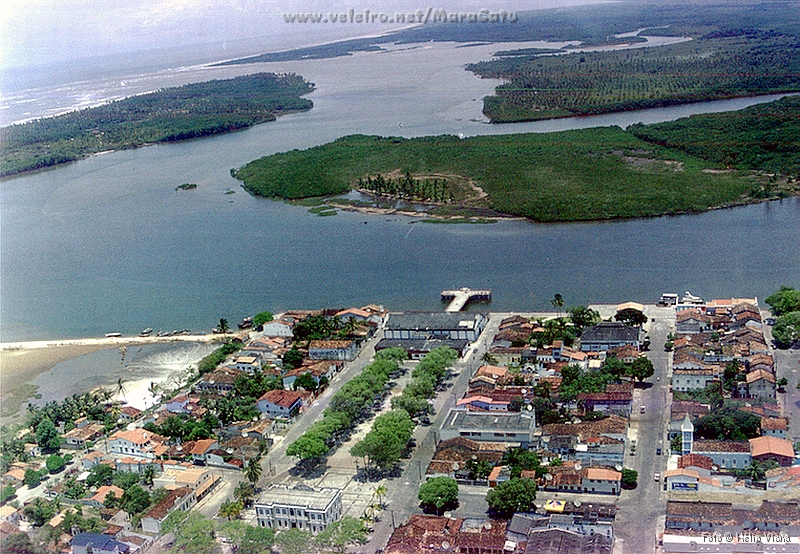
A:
255;485;342;534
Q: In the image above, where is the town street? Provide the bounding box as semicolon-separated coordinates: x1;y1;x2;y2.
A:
613;305;674;554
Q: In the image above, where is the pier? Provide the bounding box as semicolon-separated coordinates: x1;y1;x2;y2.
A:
441;288;492;312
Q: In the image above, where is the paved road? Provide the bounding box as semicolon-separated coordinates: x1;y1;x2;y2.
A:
763;315;800;442
255;328;387;487
355;313;505;553
614;306;674;554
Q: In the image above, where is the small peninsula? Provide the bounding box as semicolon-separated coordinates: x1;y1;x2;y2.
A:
0;73;314;177
232;97;799;223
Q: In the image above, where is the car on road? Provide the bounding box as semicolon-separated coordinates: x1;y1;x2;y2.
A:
640;406;646;414
656;447;662;455
654;472;660;482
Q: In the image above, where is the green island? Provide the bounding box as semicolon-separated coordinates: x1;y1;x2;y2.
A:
468;33;800;123
232;97;799;222
0;73;314;177
175;183;198;191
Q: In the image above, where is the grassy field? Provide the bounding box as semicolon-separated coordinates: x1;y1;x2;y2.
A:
233;126;788;222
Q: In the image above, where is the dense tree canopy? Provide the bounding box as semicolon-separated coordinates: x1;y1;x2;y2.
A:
1;73;314;177
418;476;459;514
486;478;537;517
766;287;800;316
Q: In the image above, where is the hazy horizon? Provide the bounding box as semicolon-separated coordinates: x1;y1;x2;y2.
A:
1;0;605;72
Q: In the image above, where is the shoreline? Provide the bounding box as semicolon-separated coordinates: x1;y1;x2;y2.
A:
0;334;226;424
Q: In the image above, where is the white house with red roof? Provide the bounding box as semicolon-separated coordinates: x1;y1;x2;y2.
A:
108;429;167;459
257;390;306;418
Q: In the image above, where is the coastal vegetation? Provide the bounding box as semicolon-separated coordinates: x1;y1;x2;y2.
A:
468;35;800;123
630;96;800;177
233;117;797;222
0;73;314;177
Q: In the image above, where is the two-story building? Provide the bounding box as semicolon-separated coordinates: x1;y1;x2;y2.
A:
255;485;342;534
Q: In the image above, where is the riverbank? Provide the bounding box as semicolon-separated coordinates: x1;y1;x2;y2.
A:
0;335;224;423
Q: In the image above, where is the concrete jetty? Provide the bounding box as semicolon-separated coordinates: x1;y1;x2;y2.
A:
441;288;492;312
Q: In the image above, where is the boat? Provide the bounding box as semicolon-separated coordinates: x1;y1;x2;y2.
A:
681;291;704;304
238;317;253;330
105;332;122;338
140;327;153;336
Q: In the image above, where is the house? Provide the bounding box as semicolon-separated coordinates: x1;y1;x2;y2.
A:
260;319;294;337
762;417;789;439
468;365;509;388
195;367;241;394
153;467;218;499
456;394;512;412
766;466;800;490
140;487;196;534
438;410;536;447
385;515;509;554
664;500;800;549
746;369;776;400
664;468;727;493
425;437;505;478
692;440;752;469
255;485;342;534
523;528;613;554
671;367;719;392
189;439;219;465
71;533;130;554
750;436;795;467
579;322;639;352
118;406;143;423
233;356;261;374
63;422;104;449
578;382;633;416
487;345;525;366
581;466;622;495
607;344;640;363
543;462;622;495
676;309;713;334
85;485;124;508
108;429;167;459
257;389;306;418
0;505;20;527
308;339;358;361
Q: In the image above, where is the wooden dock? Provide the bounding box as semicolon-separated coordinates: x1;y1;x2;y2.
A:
441;288;492;312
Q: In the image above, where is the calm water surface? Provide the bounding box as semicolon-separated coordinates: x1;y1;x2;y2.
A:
2;41;799;341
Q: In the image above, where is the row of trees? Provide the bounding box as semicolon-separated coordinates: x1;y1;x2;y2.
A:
358;172;455;203
766;286;800;348
392;347;458;419
286;348;407;461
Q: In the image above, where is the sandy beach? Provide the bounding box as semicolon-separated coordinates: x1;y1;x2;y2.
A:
0;334;225;422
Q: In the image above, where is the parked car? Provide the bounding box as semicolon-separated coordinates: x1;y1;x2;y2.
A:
654;472;660;482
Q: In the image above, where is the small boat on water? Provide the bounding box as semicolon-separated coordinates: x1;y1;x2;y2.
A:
681;291;704;304
105;332;122;338
238;317;253;330
140;327;153;336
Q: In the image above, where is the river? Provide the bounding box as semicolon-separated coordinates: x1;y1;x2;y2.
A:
1;39;799;342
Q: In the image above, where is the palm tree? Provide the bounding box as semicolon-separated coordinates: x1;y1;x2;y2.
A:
218;499;243;520
218;318;229;334
141;465;156;488
551;293;565;316
116;378;126;402
234;481;255;508
245;456;262;486
372;484;388;509
147;382;160;406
